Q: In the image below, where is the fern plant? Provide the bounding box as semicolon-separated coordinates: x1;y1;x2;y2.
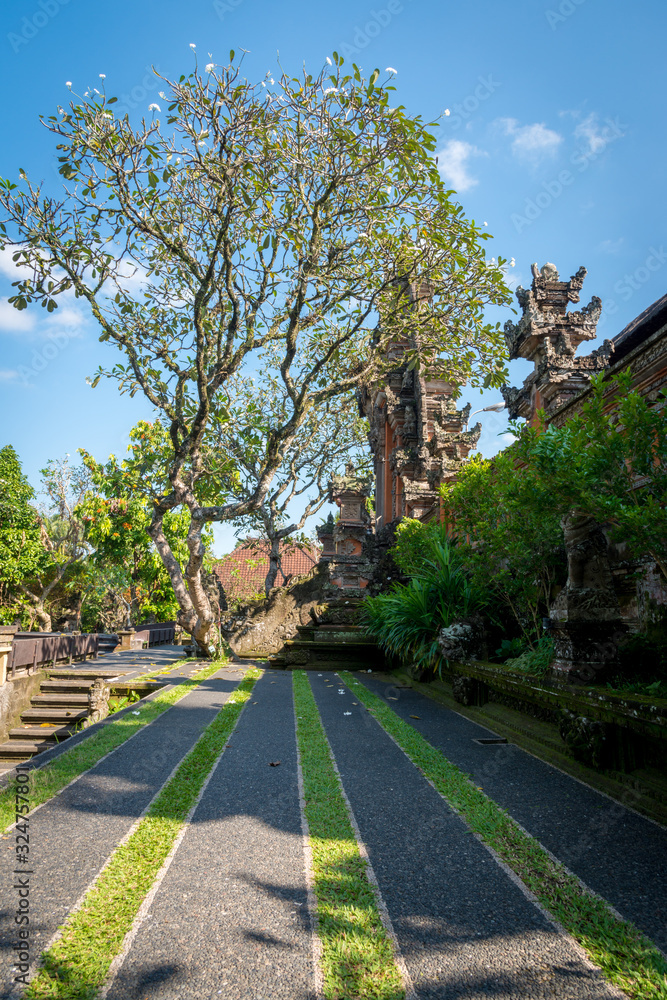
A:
362;538;487;674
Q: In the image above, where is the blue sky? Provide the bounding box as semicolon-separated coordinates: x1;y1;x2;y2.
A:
1;0;665;554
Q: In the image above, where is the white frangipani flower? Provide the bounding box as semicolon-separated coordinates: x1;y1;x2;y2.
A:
269;77;275;84
385;66;397;73
159;91;167;99
189;42;196;49
483;221;488;226
65;81;72;88
444;108;451;116
99;73;106;80
324;87;338;94
148;103;161;112
205;63;215;73
510;258;516;267
326;56;332;65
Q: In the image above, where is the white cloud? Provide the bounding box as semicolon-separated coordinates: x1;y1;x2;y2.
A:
496;117;562;162
0;299;35;333
573;112;619;155
46;305;87;331
598;237;624;255
436;140;486;192
0;368;19;382
0;245;34;281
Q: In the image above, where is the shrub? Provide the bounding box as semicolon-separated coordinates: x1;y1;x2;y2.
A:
362;539;487;674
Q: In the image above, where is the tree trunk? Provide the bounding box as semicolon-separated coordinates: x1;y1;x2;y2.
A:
148;508;219;658
31;600;51;631
264;535;282;596
184;512;220;657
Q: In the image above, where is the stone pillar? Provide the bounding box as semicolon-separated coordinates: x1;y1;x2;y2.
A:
548;515;625;682
316;514;336;562
117;630;134;651
324;465;373;593
0;627;17;686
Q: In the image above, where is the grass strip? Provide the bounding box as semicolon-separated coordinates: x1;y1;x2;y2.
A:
24;666;261;1000
343;671;667;1000
0;659;224;833
293;671;404;1000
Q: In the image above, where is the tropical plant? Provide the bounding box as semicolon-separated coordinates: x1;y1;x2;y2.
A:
514;371;667;582
362;539;486;673
440;450;565;644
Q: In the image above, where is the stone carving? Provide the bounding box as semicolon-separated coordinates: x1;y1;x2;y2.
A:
559;710;610;769
502;263;613;421
437;616;486;662
549;515;625;680
86;678;110;726
451;674;487;706
357;284;481;525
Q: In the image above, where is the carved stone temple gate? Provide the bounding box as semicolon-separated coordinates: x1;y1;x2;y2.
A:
319;262;667;680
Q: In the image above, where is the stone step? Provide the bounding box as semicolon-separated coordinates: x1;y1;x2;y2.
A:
21;707;88;723
40;679;96;693
0;740;59;758
9;724;75;741
46;669;128;680
276;638;385;670
31;693;90;707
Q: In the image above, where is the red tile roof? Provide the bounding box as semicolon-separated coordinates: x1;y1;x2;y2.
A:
213;540;321;602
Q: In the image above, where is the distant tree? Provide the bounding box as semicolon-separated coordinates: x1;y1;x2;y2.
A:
0;446;45;625
0;455;92;630
0;54;511;654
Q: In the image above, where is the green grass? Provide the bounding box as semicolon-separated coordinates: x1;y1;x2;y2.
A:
0;659;225;833
293;671;405;1000
343;671;667;1000
24;666;261;1000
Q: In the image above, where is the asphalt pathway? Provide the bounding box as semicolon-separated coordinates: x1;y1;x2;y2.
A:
310;672;623;999
359;673;667;956
106;670;315;1000
0;664;657;999
0;666;244;998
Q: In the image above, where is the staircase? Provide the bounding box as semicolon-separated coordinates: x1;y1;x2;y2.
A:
0;668;127;768
268;598;386;671
97;634;120;656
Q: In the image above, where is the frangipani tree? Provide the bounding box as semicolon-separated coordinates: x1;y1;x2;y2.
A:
0;52;511;654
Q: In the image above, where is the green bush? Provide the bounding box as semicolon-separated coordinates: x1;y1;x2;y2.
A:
362;538;487;674
504;637;555;677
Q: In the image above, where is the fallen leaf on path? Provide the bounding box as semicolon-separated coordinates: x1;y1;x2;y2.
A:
410;715;420;719
269;761;281;767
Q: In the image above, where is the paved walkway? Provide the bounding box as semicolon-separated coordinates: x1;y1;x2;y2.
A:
1;665;664;998
72;643;187;679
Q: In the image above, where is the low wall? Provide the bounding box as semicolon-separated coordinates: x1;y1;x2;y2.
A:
0;671;45;746
439;658;667;774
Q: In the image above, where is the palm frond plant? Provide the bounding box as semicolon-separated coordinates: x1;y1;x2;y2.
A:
361;538;487;675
